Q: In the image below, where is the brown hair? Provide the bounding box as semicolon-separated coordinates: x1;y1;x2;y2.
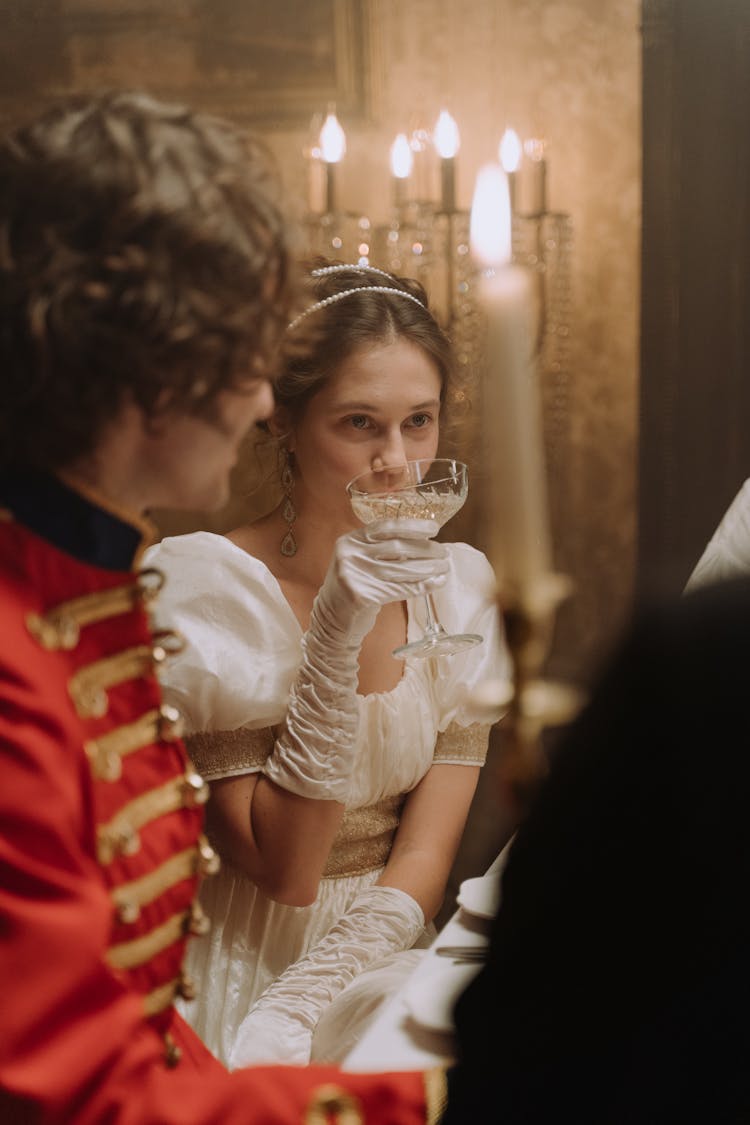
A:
274;259;457;434
0;89;300;472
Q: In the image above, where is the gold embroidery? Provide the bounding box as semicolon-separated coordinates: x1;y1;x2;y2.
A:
143;978;179;1018
185;726;274;780
107;909;188;970
68;631;184;718
424;1067;449;1125
86;703;184;782
111;846;199;923
305;1085;363;1125
433;721;492;766
26;570;164;652
97;772;206;865
322;795;405;879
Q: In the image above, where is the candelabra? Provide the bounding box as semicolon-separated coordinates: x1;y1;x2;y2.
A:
302;119;573;507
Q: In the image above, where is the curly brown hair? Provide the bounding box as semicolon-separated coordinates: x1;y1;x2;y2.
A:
0;89;300;472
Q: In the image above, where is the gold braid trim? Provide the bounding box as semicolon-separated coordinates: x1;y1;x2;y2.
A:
424;1067;449;1125
433;721;492;766
85;706;184;782
111;845;200;923
143;977;180;1018
304;1085;364;1125
185;726;275;780
107;908;188;971
97;772;208;865
25;570;163;652
68;631;183;719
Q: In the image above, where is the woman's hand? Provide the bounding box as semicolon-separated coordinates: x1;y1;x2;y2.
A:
317;518;450;644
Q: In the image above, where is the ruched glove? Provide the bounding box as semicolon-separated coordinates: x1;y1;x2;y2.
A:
263;518;448;801
228;883;426;1067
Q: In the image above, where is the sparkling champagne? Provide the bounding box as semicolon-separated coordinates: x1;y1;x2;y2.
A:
350;487;465;528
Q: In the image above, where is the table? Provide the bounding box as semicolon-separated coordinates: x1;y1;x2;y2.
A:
342;845;509;1072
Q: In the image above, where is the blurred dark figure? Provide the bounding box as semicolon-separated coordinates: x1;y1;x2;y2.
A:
446;576;750;1124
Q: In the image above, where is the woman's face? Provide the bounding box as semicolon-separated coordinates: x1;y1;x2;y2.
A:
287;336;443;527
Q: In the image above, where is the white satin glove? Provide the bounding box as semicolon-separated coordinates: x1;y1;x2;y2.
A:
228;884;426;1068
263;519;449;801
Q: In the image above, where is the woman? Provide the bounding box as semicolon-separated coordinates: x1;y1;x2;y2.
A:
147;261;509;1066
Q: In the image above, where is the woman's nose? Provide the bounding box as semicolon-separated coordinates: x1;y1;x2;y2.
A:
373;430;407;471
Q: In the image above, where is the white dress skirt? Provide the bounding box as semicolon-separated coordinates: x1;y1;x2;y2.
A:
145;531;509;1065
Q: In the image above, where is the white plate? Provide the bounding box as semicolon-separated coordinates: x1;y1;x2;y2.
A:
403;960;483;1033
456;872;502;920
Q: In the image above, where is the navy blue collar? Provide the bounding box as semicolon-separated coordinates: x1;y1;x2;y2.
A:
0;471;150;570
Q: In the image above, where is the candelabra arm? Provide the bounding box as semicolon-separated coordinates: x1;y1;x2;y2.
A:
477;571;584;815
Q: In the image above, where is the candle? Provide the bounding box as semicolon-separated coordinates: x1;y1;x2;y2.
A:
433;109;460;213
470;163;551;591
389;132;413;215
498;127;522;215
522;137;547;216
319;109;346;214
306;142;327;215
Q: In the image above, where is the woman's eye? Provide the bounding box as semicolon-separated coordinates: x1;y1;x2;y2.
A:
348;414;370;430
409;413;431;428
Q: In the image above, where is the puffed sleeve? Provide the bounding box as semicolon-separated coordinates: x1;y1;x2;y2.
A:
685;479;750;592
143;532;303;777
426;543;511;766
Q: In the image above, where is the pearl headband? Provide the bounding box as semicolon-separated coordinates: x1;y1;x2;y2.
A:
288;263;426;331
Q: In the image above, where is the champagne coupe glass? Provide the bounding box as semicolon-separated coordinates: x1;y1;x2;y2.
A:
346;458;484;659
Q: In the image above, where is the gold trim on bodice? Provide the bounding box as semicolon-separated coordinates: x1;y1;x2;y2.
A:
433;720;492;765
322;794;405;878
185;725;274;780
26;569;164;651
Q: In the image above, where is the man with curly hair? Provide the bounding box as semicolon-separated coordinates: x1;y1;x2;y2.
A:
0;90;444;1125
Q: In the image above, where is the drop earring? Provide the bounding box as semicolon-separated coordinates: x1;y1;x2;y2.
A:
280;448;297;558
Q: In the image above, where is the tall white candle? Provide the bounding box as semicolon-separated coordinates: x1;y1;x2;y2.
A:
470;163;552;591
499;127;522;215
389;132;413;215
433;109;460;213
319;110;346;214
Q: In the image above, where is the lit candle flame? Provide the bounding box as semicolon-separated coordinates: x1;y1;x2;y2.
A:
433;110;460;159
319;111;346;164
470;163;512;268
499;128;522;174
390;133;413;179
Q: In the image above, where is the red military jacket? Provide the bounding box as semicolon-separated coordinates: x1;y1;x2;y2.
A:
0;472;444;1124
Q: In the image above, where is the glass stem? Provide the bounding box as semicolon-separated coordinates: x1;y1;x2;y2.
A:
421;593;446;638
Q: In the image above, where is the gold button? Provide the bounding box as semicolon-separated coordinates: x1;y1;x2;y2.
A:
117;899;140;924
164;1033;182;1068
197;836;220;876
177;972;197;1001
158;703;184;741
187;901;211;936
183;771;209;807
